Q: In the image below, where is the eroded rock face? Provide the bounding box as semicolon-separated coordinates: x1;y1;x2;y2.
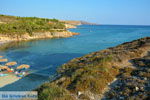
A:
65;24;77;29
0;31;79;43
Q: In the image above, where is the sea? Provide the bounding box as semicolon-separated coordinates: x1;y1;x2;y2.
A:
0;25;150;91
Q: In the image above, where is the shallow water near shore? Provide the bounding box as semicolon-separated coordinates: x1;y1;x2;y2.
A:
0;25;150;91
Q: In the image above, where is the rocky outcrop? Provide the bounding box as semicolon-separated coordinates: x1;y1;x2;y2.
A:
65;24;77;29
0;31;79;44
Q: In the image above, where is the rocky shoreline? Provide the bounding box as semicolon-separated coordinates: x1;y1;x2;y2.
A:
37;37;150;100
0;14;80;46
0;31;79;46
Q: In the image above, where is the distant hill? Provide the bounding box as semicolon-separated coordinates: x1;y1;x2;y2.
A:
61;20;99;26
80;21;99;25
61;20;81;25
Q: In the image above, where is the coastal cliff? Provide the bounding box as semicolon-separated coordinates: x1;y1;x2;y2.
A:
0;31;79;44
37;37;150;100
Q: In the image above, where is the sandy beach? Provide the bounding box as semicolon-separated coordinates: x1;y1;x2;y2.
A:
0;74;20;88
0;40;20;88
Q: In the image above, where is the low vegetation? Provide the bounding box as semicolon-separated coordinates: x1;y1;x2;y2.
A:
37;83;75;100
0;15;66;36
37;37;150;100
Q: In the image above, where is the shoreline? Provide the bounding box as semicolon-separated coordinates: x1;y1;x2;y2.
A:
0;40;14;46
0;31;79;47
0;74;20;88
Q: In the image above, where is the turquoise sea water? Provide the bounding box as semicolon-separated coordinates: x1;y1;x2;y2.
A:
0;25;150;91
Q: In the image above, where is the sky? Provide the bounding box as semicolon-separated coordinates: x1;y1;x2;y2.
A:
0;0;150;25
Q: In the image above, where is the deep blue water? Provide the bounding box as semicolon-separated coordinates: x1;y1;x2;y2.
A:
0;25;150;91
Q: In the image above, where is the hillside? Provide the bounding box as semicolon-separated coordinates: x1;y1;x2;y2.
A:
61;20;82;26
0;15;66;36
80;21;99;25
61;20;99;26
37;37;150;100
0;15;79;44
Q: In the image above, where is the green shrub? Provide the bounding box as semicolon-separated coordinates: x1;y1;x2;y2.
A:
0;15;66;36
37;83;75;100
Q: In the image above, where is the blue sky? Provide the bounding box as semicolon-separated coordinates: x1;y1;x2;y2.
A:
0;0;150;25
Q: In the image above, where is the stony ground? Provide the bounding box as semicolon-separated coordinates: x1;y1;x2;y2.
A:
103;52;150;100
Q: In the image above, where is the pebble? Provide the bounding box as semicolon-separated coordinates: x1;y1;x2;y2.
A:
135;87;139;91
78;91;82;96
144;77;147;80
